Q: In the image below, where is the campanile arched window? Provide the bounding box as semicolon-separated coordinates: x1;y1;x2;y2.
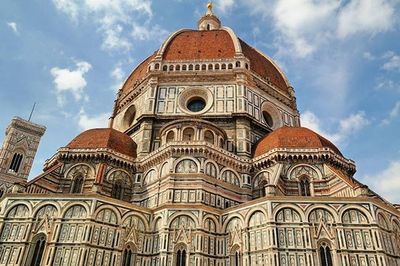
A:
9;152;23;173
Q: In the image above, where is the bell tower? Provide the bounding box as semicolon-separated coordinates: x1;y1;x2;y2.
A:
0;117;46;194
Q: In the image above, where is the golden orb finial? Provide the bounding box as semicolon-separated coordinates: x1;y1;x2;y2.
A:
206;1;213;15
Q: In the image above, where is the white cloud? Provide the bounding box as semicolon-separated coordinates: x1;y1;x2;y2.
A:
337;0;395;38
215;0;235;13
110;65;125;92
52;0;162;52
78;109;110;130
272;0;339;57
241;0;396;58
131;23;169;42
363;51;375;60
52;0;79;21
6;22;19;34
382;53;400;72
301;111;339;142
50;61;92;106
338;112;370;139
382;101;400;125
376;78;400;93
301;110;369;144
365;160;400;202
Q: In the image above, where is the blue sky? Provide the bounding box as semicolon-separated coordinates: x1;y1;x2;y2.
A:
1;0;399;201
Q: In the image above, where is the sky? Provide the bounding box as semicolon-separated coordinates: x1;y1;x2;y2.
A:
0;0;399;202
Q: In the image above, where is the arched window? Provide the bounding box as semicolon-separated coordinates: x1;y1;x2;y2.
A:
300;179;311;196
182;128;195;141
202;64;207;70
221;170;240;186
189;64;193;71
112;180;124;200
26;233;46;266
71;176;83;193
163;65;167;71
166;131;175;143
221;63;226;70
208;64;213;70
205;162;217;178
228;63;233;69
176;65;181;71
204;130;214;144
182;65;187;71
122;249;132;266
9;152;23;173
319;242;333;266
0;188;4;198
176;160;198;173
176;248;186;266
235;250;240;266
230;245;241;266
155;63;160;70
122;245;136;266
235;61;241;68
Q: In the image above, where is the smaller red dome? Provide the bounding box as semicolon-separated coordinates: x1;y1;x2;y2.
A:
254;127;342;157
66;128;137;158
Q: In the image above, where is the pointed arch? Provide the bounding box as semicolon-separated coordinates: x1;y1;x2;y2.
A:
26;233;47;266
318;240;333;266
122;242;137;266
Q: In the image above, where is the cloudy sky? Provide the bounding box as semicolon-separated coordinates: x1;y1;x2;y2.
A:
1;0;399;201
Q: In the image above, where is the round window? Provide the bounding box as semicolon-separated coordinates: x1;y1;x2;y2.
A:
187;98;206;112
262;111;273;127
178;87;213;115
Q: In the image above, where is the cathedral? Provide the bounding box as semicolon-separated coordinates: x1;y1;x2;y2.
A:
1;3;400;266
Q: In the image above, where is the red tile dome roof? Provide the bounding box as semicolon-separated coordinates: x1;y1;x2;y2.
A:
66;128;137;158
120;28;290;95
163;30;236;60
254;127;342;158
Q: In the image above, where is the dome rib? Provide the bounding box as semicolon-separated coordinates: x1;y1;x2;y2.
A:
66;128;137;158
254;127;342;158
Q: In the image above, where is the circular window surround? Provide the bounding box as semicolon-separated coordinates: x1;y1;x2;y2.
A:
122;105;136;130
178;87;214;115
260;101;282;129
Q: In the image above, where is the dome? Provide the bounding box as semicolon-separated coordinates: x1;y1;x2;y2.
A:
120;29;290;96
254;127;342;157
66;128;137;158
